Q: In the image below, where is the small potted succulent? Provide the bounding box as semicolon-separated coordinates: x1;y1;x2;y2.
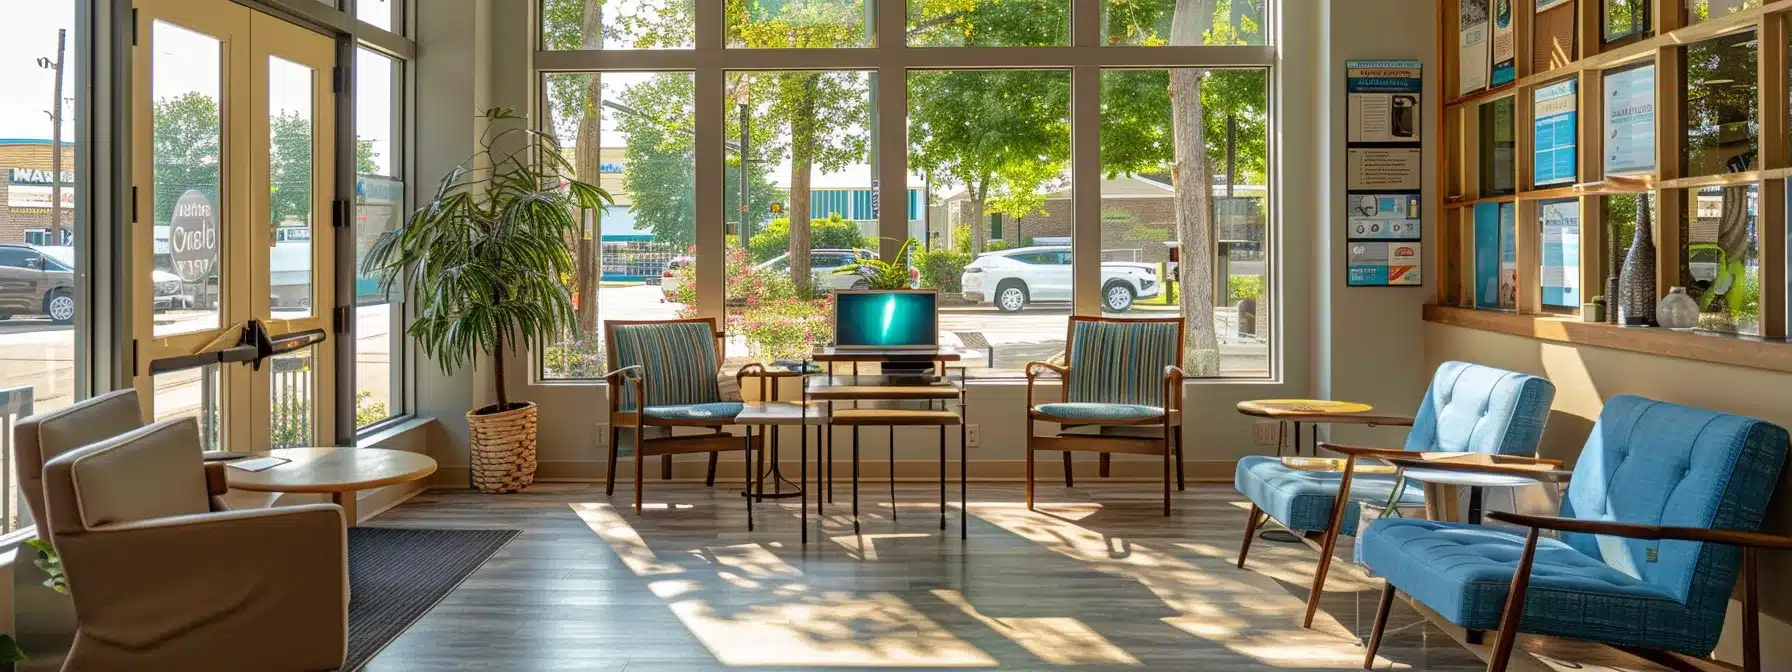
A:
1583;296;1606;323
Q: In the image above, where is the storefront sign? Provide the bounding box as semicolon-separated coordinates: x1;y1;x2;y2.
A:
169;190;220;283
7;185;75;211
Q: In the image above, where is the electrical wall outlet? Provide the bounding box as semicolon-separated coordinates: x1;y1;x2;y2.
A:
594;424;609;447
1251;421;1281;447
965;424;981;447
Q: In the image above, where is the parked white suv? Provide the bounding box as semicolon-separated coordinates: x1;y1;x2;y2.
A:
961;245;1160;313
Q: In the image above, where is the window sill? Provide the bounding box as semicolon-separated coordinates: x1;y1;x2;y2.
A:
1424;305;1792;374
356;415;433;447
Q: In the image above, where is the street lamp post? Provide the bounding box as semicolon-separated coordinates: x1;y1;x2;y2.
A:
38;29;68;244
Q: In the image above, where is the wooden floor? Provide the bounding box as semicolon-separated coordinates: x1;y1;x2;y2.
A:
363;481;1675;671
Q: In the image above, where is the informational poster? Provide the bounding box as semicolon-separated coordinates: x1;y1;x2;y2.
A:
1490;0;1515;86
1347;193;1422;240
1347;59;1425;287
1347;148;1423;190
1604;64;1657;175
1540;199;1581;308
1349;242;1422;286
1533;79;1577;186
1459;0;1490;96
1474;202;1502;309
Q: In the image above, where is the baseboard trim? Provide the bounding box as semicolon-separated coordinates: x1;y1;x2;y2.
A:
433;458;1237;486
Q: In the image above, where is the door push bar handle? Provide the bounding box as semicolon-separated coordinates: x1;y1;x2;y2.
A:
146;321;328;375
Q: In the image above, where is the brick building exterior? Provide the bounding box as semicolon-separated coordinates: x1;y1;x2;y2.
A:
0;141;78;245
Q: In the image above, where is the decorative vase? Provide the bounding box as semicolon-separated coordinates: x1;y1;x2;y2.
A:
1617;197;1657;326
466;401;538;493
1656;287;1699;329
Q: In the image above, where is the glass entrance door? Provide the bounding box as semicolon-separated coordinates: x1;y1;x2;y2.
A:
132;0;337;452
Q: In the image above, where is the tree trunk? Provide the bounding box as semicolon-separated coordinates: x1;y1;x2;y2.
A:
572;0;604;337
788;76;818;290
1171;0;1219;375
969;180;988;253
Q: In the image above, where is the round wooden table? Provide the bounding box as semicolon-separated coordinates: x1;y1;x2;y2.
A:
225;448;437;526
1236;399;1377;456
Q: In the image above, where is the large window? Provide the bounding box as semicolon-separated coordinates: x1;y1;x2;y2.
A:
0;1;84;423
912;69;1070;378
537;1;1278;380
539;71;697;379
1100;68;1270;377
355;48;404;427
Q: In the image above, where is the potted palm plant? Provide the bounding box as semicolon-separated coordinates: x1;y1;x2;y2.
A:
363;108;610;493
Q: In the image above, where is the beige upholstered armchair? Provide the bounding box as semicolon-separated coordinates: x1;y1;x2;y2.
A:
42;417;348;671
14;389;146;534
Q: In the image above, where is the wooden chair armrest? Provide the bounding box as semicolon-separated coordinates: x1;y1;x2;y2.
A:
1164;365;1188;382
601;365;644;382
1357;414;1416;427
1315;442;1409;459
1487;512;1792;550
1488;454;1564;467
1025;361;1067;411
1025;361;1068;379
1380;457;1575;483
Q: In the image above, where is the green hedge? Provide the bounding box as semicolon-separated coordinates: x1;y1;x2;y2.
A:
914;248;972;292
748;214;867;263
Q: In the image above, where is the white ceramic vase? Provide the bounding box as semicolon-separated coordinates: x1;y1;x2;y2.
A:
1656;286;1700;329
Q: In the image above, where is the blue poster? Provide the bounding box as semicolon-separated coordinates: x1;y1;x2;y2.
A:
1540;199;1581;307
1533;79;1577;186
1604;65;1656;175
1474;202;1501;309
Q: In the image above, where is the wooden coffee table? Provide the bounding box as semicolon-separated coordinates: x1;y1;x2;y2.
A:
225;447;438;526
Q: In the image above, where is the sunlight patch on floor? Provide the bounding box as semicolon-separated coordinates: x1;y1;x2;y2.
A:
971;504;1404;669
933;589;1141;666
572;503;997;668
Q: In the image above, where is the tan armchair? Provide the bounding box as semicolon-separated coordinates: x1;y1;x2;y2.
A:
14;389;145;535
43;417;347;671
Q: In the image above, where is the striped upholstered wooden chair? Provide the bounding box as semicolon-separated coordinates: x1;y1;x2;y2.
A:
602;317;755;515
1025;316;1186;515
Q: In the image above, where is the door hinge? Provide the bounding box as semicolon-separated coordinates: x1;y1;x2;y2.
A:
130;186;138;223
130;338;138;376
333;306;352;334
332;199;351;228
131;8;139;46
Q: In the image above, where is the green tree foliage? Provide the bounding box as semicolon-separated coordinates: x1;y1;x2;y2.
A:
609;73;784;249
748;214;868;263
152;93;222;227
727;0;870;289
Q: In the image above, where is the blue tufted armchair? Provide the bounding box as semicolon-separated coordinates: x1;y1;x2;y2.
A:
1354;397;1792;670
1233;361;1556;628
1359;395;1791;671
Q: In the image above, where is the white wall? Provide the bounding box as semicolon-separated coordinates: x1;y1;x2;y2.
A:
409;1;1441;484
1316;0;1439;449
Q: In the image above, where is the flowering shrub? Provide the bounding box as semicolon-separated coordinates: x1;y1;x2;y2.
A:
736;295;834;361
667;245;799;309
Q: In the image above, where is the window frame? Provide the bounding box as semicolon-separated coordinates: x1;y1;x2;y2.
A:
531;1;1281;382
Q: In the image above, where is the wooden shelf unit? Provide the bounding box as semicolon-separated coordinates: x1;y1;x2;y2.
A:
1436;0;1792;343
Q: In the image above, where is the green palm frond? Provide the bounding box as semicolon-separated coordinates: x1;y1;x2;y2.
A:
361;108;612;409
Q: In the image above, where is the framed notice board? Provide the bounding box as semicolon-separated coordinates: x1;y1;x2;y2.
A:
1346;59;1424;287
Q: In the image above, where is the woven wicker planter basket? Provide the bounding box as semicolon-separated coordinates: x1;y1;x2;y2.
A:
466;401;538;493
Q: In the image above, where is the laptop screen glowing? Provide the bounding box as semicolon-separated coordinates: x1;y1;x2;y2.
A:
833;291;939;349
